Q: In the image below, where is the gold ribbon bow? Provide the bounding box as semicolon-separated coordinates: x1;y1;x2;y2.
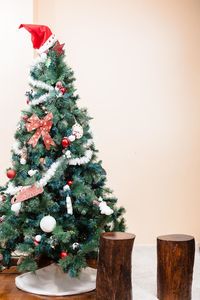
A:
26;113;56;150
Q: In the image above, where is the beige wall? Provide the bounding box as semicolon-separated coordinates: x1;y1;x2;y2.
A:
0;1;200;243
34;0;200;243
0;2;33;180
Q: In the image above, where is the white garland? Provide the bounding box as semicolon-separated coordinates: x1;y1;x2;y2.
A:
5;142;93;196
5;183;22;196
28;54;61;107
30;53;48;70
37;158;64;188
68;150;93;166
28;76;54;92
30;92;51;106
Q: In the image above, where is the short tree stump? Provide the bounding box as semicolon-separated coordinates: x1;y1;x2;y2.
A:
157;234;195;300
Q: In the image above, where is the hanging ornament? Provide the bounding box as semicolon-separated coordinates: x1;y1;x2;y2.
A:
20;147;27;165
99;201;114;216
55;81;67;95
28;169;38;177
7;169;16;179
11;185;44;205
63;184;70;191
25;90;33;104
11;202;21;215
25;113;56;150
66;196;73;215
0;215;5;223
68;135;76;142
40;215;56;233
61;137;70;148
34;240;39;246
60;87;67;95
72;123;83;139
72;242;79;250
0;195;6;202
67;180;73;186
20;158;26;165
22;115;29;121
55;81;62;89
60;251;68;259
40;157;45;164
35;235;42;243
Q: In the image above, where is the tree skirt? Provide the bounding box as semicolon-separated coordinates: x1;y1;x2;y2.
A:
15;264;96;296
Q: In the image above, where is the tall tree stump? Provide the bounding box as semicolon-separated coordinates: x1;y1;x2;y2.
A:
157;234;195;300
96;232;135;300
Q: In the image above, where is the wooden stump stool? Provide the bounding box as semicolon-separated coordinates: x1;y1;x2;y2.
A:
96;232;135;300
157;234;195;300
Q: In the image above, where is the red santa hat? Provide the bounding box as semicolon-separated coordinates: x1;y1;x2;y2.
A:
19;24;57;54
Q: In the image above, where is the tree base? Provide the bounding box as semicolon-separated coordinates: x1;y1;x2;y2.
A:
15;263;96;296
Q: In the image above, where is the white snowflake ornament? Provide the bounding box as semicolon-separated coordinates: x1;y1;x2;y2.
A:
99;201;114;216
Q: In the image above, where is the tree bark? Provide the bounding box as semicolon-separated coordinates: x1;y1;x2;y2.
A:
96;232;135;300
157;234;195;300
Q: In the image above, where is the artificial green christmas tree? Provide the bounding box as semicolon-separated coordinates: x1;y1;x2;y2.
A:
0;24;125;277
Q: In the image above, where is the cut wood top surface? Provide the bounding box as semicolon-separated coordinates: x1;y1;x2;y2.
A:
157;234;194;242
0;273;96;300
102;232;135;240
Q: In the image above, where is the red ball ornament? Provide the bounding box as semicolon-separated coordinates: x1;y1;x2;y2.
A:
60;87;67;95
6;169;16;179
60;251;68;259
62;138;70;148
67;180;73;186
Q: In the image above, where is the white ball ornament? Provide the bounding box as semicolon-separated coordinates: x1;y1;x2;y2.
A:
11;202;21;215
35;235;42;242
40;215;56;233
20;158;26;165
68;135;76;142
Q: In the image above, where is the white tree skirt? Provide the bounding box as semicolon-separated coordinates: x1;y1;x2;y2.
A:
133;245;200;300
15;245;200;298
16;264;96;296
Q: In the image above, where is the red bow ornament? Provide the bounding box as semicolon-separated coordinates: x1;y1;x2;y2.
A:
26;113;56;150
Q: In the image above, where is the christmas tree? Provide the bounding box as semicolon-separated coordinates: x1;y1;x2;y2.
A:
0;24;125;277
